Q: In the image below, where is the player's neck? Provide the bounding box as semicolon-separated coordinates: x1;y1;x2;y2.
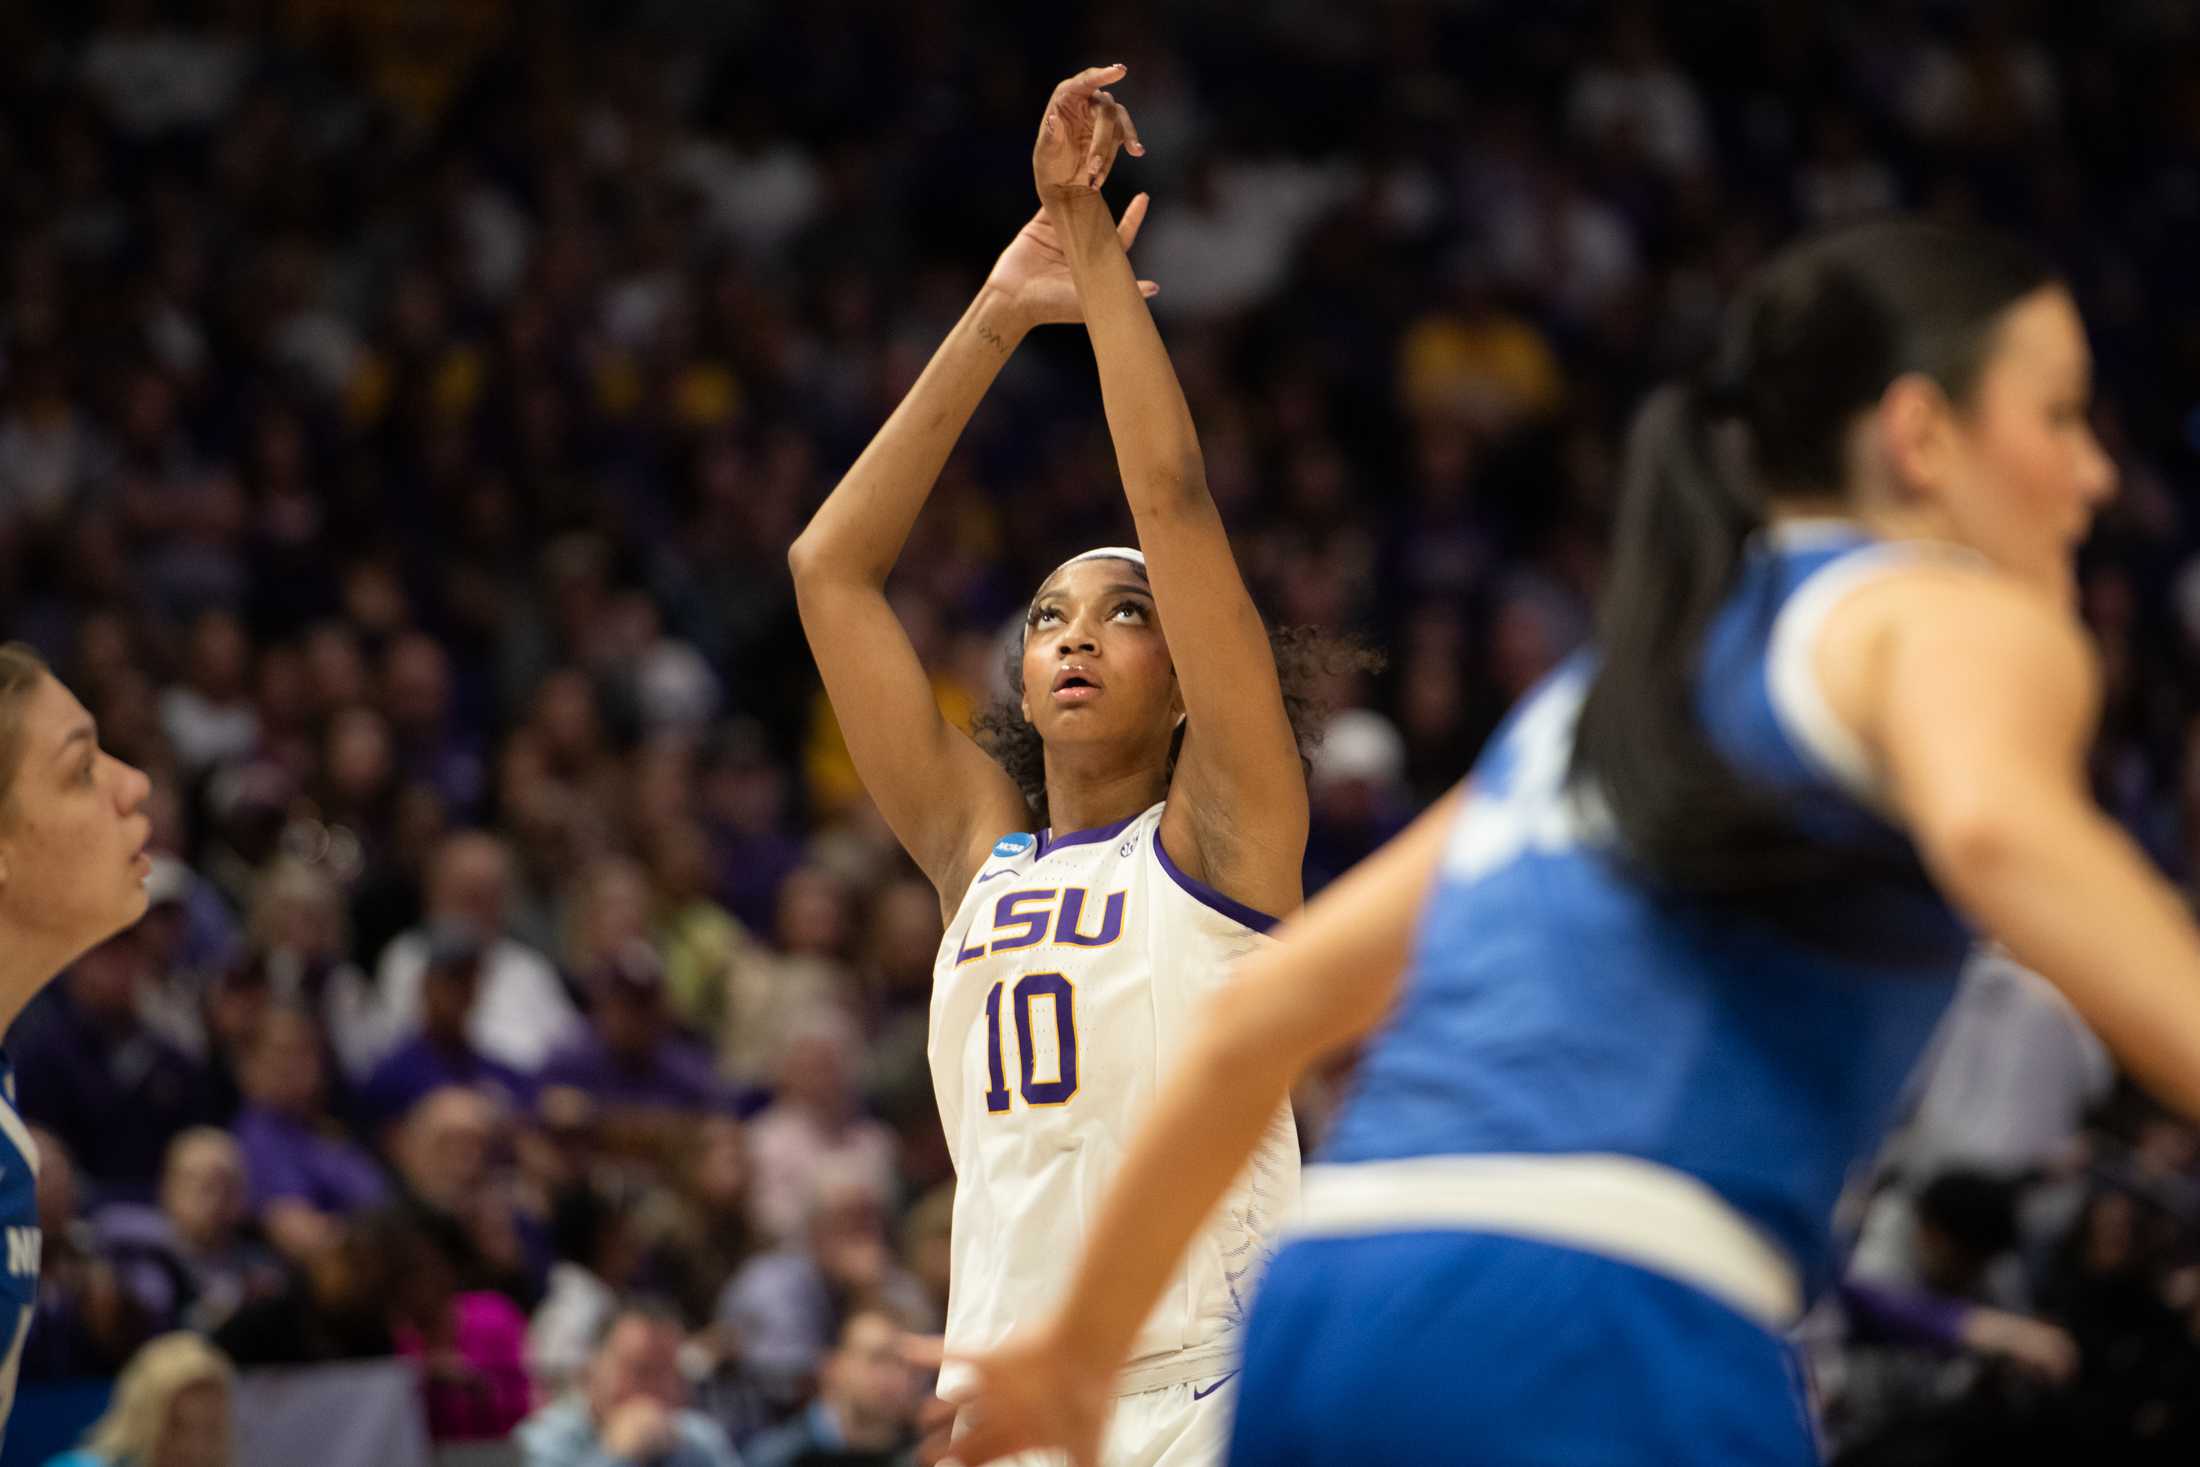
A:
0;926;86;1039
1041;762;1166;838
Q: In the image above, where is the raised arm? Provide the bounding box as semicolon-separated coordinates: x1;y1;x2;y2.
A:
1850;569;2200;1121
789;205;1157;907
1034;67;1308;912
946;784;1463;1467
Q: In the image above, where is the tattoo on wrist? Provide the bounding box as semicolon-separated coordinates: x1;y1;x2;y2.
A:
975;319;1010;354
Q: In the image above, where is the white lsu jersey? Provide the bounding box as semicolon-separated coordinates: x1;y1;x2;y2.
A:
930;801;1299;1399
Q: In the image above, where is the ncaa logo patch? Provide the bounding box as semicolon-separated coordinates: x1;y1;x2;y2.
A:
992;833;1036;858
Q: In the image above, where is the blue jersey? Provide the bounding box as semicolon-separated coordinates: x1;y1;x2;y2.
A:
1323;528;1974;1294
0;1054;37;1438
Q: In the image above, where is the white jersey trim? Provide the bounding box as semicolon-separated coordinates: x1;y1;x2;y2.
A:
1764;539;1980;814
1297;1153;1802;1331
0;1094;36;1182
1765;547;1899;808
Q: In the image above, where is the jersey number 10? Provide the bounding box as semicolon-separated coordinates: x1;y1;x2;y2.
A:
984;972;1079;1112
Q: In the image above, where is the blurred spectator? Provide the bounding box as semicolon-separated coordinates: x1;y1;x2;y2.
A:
132;856;237;1062
898;1185;954;1334
1876;950;2115;1185
747;1007;896;1249
697;722;804;938
539;941;725;1126
380;1208;533;1444
647;818;761;1041
211;1219;389;1368
745;1307;923;1467
633;1113;760;1330
517;1304;743;1467
1137;153;1350;322
381;631;487;820
1795;108;1901;227
1565;10;1712;179
528;1183;644;1399
1304;708;1413;894
216;1201;530;1437
855;881;944;1185
157;609;257;777
1395;269;1564;435
92;1128;284;1337
854;878;939;1043
719;1158;932;1415
356;921;532;1134
237;856;379;1080
231;1006;387;1263
1486;157;1643;324
22;1128;150;1382
717;870;852;1089
562;857;658;988
1832;1172;2083;1460
13;929;211;1202
375;830;583;1072
387;1085;532;1301
45;1331;234;1467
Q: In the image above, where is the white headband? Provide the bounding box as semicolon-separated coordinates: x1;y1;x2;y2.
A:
1050;546;1146;578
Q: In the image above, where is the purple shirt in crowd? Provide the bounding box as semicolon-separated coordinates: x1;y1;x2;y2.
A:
536;1032;726;1112
233;1106;390;1215
357;1036;535;1131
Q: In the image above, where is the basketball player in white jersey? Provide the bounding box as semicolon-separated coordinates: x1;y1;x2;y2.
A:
0;643;158;1442
790;63;1332;1467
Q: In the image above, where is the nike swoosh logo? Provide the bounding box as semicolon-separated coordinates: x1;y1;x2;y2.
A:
1191;1372;1239;1402
976;868;1015;883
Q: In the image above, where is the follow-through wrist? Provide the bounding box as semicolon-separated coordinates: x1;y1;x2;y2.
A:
968;285;1032;351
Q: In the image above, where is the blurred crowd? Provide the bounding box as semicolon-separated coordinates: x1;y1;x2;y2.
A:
2;0;2199;1461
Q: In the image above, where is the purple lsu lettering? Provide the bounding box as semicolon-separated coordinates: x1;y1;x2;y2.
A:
956;886;1127;964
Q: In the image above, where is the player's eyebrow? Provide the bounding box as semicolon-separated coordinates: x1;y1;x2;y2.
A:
52;719;96;764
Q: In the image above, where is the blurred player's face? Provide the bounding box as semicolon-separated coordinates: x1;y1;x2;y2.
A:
1913;287;2117;602
1020;558;1182;762
0;675;152;964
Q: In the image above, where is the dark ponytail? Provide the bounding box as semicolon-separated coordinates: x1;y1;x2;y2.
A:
1570;218;2057;901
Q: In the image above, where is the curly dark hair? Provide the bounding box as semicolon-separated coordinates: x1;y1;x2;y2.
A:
971;621;1386;830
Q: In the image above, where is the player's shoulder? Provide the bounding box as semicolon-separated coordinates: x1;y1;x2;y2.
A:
1819;553;2099;738
1830;554;2092;677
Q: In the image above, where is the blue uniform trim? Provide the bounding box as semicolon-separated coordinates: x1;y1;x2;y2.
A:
1152;832;1279;934
0;1051;34;1445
